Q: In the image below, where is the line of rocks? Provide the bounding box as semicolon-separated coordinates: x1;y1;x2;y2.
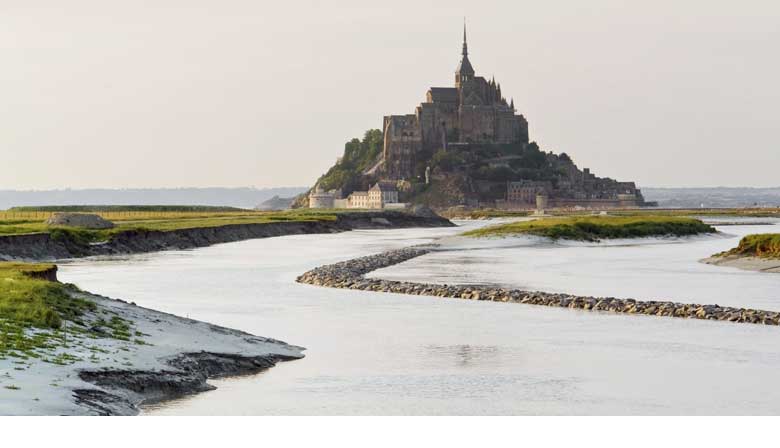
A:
296;246;780;326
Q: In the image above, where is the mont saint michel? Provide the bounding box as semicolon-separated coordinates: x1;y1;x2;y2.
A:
302;26;651;210
2;1;780;430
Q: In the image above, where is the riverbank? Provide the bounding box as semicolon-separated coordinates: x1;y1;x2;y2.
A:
702;255;780;273
297;246;780;326
0;210;453;261
0;210;451;415
0;265;303;415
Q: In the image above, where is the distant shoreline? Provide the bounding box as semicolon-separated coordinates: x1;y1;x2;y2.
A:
0;211;454;261
0;187;309;211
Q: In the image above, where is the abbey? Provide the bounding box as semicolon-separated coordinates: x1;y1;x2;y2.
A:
302;25;652;211
381;25;529;179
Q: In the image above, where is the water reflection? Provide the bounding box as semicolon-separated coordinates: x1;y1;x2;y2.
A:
423;345;503;368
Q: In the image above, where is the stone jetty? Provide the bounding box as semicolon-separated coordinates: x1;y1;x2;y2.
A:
297;246;780;326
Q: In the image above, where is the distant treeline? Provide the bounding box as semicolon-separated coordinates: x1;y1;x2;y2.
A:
9;205;246;212
0;187;308;210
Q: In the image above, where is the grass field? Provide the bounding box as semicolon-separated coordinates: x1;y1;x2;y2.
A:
462;216;716;241
441;209;532;219
7;205;245;213
718;234;780;259
606;208;780;218
0;208;342;239
445;208;780;219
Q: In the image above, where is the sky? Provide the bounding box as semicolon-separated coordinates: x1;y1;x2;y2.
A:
1;0;778;189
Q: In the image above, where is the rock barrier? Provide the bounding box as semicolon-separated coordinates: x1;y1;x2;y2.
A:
297;246;780;326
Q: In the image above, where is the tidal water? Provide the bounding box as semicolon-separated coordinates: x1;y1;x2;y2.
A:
58;219;780;415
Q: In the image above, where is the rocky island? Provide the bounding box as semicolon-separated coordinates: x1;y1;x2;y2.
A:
296;26;654;211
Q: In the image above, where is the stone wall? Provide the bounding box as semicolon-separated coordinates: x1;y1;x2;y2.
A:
297;246;780;326
383;114;422;179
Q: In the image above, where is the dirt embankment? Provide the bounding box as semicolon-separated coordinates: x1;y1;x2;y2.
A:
0;211;453;261
75;351;300;416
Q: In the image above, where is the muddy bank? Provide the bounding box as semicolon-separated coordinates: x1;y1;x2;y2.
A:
74;351;300;416
0;211;453;261
297;246;780;326
0;287;304;416
702;255;780;273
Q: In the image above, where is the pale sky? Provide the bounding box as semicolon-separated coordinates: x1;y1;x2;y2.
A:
2;0;778;189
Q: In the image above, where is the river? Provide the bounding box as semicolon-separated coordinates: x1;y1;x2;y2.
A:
58;218;780;415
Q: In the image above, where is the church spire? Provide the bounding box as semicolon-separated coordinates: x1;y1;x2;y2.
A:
462;20;468;57
455;20;475;83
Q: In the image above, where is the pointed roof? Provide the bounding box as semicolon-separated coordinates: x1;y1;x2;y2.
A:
462;21;468;56
456;21;475;77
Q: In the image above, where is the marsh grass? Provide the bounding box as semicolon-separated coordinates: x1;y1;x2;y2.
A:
0;263;142;367
462;216;716;241
607;208;780;218
442;209;532;219
8;205;246;213
719;234;780;259
0;263;95;329
0;209;341;238
445;208;780;220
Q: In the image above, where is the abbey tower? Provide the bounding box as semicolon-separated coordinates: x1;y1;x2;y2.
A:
381;25;530;179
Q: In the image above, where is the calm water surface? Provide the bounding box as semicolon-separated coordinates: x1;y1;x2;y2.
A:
58;219;780;415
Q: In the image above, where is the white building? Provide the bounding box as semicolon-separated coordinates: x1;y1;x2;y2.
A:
347;191;369;209
333;182;403;209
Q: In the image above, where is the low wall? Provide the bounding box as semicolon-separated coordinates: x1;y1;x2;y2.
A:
297;246;780;326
